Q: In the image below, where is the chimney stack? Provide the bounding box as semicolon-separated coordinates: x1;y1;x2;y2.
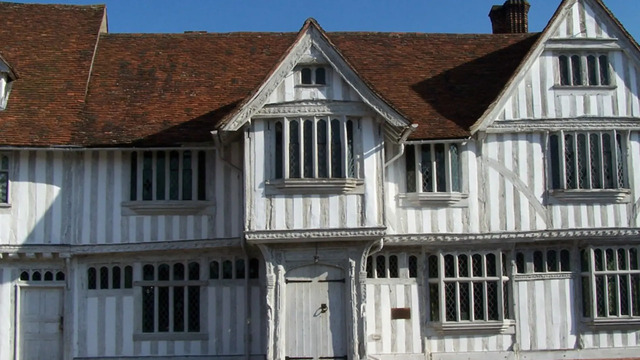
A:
489;0;530;34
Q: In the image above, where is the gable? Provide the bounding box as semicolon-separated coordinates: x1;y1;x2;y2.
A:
475;0;640;133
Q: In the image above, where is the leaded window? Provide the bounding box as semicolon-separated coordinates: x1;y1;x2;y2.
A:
139;262;203;333
558;53;610;86
581;247;640;320
515;249;571;274
549;131;626;190
0;154;8;203
427;251;510;323
273;117;356;180
365;254;418;279
406;142;461;193
130;150;206;201
87;265;133;290
299;66;327;85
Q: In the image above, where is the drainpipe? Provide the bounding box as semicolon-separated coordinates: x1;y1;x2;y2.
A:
384;124;418;168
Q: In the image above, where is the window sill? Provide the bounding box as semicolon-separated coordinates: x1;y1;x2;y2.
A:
266;178;364;195
398;192;468;207
121;200;214;216
430;320;514;334
550;189;631;203
583;318;640;330
133;332;208;341
0;203;10;209
553;85;616;93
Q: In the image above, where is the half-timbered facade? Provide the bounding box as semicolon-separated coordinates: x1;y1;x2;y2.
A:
1;0;640;359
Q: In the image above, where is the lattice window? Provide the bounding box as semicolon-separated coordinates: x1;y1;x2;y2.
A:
299;66;328;85
515;249;571;274
139;261;203;333
428;251;511;323
581;247;640;320
558;53;610;86
273;117;357;180
130;150;207;201
20;269;65;282
366;254;417;279
87;265;133;290
0;153;8;203
405;142;462;193
550;131;626;190
209;258;260;280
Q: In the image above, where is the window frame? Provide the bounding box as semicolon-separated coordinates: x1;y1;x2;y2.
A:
298;65;328;86
0;153;9;205
557;52;613;88
134;261;207;340
266;116;363;194
580;246;640;327
123;149;213;215
400;141;467;205
548;130;630;203
427;251;513;332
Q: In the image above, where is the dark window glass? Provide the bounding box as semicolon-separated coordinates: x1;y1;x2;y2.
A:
130;152;137;201
444;255;455;278
100;266;109;289
143;264;155;281
156;151;165;200
289;121;300;178
366;256;373;278
405;145;416;192
428;255;438;279
112;266;121;289
559;55;570;86
44;271;53;281
560;250;571;271
188;286;200;331
236;259;246;279
169;151;180;200
301;68;312;84
550;134;561;189
197;151;206;200
547;250;558;272
142;151;153;200
32;271;41;281
571;55;582;85
450;143;461;192
389;255;398;278
275;122;283;179
124;266;133;288
303;120;313;178
158;286;169;332
56;271;65;281
158;264;170;281
587;55;597;85
182;151;192;200
533;251;543;272
88;268;96;289
174;287;184;332
142;286;155;332
330;119;342;178
209;261;219;279
409;256;418;278
486;254;496;277
346;120;355;178
515;252;525;274
435;143;446;192
421;144;432;192
599;55;610;85
223;260;233;279
249;258;260;279
188;262;200;281
376;255;386;278
315;67;326;84
174;263;185;281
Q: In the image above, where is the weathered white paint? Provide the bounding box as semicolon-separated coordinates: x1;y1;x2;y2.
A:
18;286;64;360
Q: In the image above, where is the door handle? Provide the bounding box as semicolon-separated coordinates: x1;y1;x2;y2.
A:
320;303;328;313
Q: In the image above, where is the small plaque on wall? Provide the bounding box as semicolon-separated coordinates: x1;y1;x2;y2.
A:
391;307;411;320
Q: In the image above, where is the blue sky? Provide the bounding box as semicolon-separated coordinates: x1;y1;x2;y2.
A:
8;0;640;40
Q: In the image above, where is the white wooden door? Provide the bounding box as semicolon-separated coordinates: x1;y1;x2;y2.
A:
19;287;64;360
285;264;347;360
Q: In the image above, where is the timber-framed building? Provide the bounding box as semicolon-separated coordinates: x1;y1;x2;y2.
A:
1;0;640;359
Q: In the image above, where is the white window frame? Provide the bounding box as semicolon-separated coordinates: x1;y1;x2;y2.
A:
0;153;9;205
580;246;640;327
298;65;328;86
549;130;630;203
400;141;467;205
134;261;207;341
557;53;612;87
267;116;363;194
427;251;512;332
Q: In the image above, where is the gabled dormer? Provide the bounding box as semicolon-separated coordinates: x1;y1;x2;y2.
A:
0;54;17;110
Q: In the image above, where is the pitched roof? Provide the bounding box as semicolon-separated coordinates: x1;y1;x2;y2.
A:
0;2;105;146
0;2;539;146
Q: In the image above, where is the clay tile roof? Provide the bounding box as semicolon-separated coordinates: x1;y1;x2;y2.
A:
0;2;106;146
80;32;297;146
329;32;540;140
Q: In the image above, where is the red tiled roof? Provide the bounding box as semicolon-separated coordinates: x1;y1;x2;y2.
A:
0;3;539;146
0;2;105;146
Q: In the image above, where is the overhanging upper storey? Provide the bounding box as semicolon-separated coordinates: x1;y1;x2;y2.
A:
217;18;414;144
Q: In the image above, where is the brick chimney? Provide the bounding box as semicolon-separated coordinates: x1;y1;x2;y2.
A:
489;0;530;34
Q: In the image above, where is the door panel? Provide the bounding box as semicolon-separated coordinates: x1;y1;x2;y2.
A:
285;265;346;360
19;287;64;360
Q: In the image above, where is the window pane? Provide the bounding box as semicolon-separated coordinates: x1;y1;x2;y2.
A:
602;133;614;189
547;250;558;272
130;152;137;201
596;275;605;317
532;251;542;273
100;267;109;289
56;271;65;281
197;151;206;200
156;151;165;200
577;134;587;189
301;68;311;84
376;255;386;278
112;266;121;289
571;55;582;85
158;286;169;332
486;254;496;277
315;67;326;85
44;271;53;281
158;264;170;281
587;55;597;85
142;151;153;200
620;274;629;316
366;256;373;278
142;286;155;332
346;120;355;178
32;271;41;281
143;264;155;281
631;248;639;270
559;55;570;86
428;255;438;278
590;133;602;189
445;282;456;321
616;133;625;188
421;144;432;192
88;268;96;289
429;283;440;321
0;171;7;203
560;250;571;271
405;145;416;192
450;144;460;192
0;155;7;169
582;276;591;317
174;287;184;332
473;282;484;320
409;256;418;278
459;282;470;320
515;252;525;274
182;151;192;200
209;261;219;279
458;255;468;277
188;262;200;281
303;120;313;178
289;121;300;178
487;281;499;320
435;144;446;192
389;255;398;278
330;119;343;178
472;254;482;277
223;260;233;279
124;266;133;288
549;134;561;189
632;274;640;316
599;55;610;85
169;151;180;200
317;120;327;177
444;255;455;278
174;263;185;281
275;121;283;179
249;258;260;279
564;134;576;189
188;286;200;332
